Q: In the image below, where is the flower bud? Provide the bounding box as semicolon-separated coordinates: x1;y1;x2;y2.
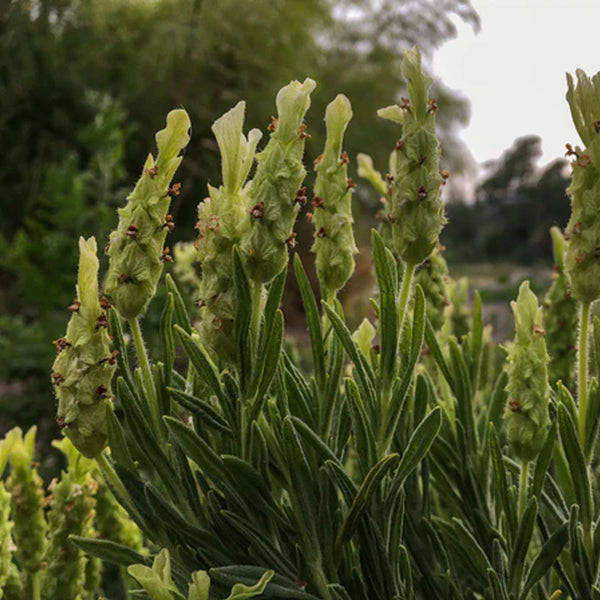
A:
52;237;116;458
242;78;316;283
564;69;600;302
378;46;446;265
105;109;191;318
544;226;578;387
505;282;550;461
195;102;262;360
311;94;357;294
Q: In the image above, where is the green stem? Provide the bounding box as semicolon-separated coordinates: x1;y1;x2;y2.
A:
96;453;134;512
31;571;41;600
578;301;591;446
129;317;162;438
518;460;529;517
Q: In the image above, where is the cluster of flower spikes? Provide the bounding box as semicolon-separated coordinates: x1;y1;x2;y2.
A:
544;226;578;388
563;69;600;302
241;78;316;284
310;94;358;296
104;109;191;320
506;281;550;461
377;46;446;267
194;101;262;360
51;237;116;458
41;438;98;600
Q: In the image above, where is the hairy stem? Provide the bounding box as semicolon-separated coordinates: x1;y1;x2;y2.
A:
518;460;529;517
578;301;591;446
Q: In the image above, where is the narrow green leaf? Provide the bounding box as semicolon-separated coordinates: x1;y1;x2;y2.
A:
322;301;377;409
108;307;135;391
585;377;600;461
165;273;192;334
233;248;252;391
509;497;538;596
224;569;275;600
210;566;321;599
174;325;224;403
117;377;184;504
394;407;442;486
557;404;593;529
469;291;483;385
489;423;517;542
488;569;508;600
345;378;377;474
160;292;175;387
294;253;325;386
251;309;284;418
105;403;136;473
532;420;557;500
424;319;454;389
334;453;400;565
168;387;232;434
520;522;569;599
69;536;150;568
372;229;398;387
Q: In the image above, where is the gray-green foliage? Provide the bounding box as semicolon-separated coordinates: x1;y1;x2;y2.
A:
50;49;600;600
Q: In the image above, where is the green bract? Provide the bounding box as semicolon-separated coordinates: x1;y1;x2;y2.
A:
311;94;357;296
242;78;316;284
378;46;446;266
105;109;191;318
505;281;550;461
195;101;262;360
544;226;578;387
51;236;116;458
564;69;600;302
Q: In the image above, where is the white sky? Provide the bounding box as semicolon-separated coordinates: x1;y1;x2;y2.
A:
433;0;600;170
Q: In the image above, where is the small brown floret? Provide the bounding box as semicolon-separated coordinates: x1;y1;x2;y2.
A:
267;116;277;132
125;224;139;238
417;186;428;200
311;196;325;209
316;227;326;238
298;123;310;139
508;399;521;413
163;214;175;231
96;385;108;398
294;187;307;205
167;182;182;197
286;233;297;249
346;177;356;190
68;299;81;312
100;296;112;310
399;97;410;110
161;247;173;263
340;151;349;165
96;313;109;329
145;165;159;177
53;337;70;353
51;372;65;386
56;416;67;429
250;202;265;219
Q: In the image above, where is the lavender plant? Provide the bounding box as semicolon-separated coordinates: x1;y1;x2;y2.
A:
42;48;600;600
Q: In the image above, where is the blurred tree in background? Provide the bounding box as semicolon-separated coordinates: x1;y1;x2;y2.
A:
0;0;479;435
442;135;571;264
